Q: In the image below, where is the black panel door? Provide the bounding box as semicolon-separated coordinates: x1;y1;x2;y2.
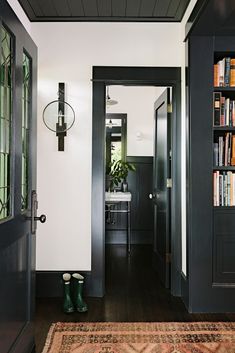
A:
0;1;38;352
152;88;171;288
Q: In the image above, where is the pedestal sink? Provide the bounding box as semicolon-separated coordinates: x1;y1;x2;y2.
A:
105;191;132;202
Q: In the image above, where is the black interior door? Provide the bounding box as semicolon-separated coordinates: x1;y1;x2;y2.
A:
0;1;38;352
152;88;171;288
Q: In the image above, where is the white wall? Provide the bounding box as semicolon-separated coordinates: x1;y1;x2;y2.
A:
30;22;182;271
107;86;165;156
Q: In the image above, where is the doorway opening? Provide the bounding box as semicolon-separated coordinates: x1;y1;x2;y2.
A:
104;85;173;298
91;66;181;299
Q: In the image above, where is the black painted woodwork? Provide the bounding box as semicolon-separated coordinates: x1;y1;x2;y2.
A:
184;34;235;312
35;245;235;353
17;0;190;22
152;89;171;289
35;271;91;298
105;156;153;245
186;0;235;38
92;66;182;298
0;1;37;352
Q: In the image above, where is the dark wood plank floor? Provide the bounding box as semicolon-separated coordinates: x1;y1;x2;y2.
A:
35;245;235;353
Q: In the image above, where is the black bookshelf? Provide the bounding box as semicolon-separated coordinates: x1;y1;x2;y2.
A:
184;35;235;313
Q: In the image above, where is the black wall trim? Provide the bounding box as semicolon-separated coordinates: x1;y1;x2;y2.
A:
36;271;92;298
92;66;182;298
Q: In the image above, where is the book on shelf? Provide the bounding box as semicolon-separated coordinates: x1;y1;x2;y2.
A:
213;170;235;206
214;132;234;166
214;57;235;87
213;92;235;126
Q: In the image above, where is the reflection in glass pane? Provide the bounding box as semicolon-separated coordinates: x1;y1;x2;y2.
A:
0;26;12;221
21;53;31;211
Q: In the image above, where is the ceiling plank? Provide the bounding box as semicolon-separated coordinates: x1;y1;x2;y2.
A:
97;0;112;17
126;0;141;17
139;0;157;17
37;0;58;16
68;0;84;16
167;0;181;17
24;0;43;17
18;0;38;18
175;0;190;21
154;0;171;17
112;0;126;17
82;0;98;16
54;0;71;16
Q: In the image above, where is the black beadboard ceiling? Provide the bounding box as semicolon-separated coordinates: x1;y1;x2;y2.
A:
18;0;191;22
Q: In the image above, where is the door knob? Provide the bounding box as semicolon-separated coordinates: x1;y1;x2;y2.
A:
149;193;156;199
26;191;46;234
34;214;46;223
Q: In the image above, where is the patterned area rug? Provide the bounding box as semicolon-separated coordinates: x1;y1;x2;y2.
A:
42;322;235;353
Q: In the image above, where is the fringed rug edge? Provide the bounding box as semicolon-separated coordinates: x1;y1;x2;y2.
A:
41;323;57;353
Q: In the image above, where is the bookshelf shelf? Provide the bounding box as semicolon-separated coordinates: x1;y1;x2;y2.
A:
213;166;235;170
213;127;235;131
214;206;235;210
214;87;235;92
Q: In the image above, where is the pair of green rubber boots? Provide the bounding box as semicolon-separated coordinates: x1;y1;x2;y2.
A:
62;273;88;314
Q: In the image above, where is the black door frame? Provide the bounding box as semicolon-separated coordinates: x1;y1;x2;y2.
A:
91;66;181;297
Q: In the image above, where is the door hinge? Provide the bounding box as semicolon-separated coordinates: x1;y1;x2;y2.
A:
166;253;171;263
167;178;172;188
167;103;172;113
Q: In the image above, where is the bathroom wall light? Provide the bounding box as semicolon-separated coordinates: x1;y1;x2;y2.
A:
136;131;143;141
43;83;75;151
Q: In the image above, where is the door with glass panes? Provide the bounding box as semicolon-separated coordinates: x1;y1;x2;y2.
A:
0;1;39;352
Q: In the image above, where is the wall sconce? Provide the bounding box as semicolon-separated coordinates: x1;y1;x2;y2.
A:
42;83;75;151
136;131;143;141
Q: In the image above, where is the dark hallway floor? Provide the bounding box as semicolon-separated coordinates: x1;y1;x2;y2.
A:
35;245;235;352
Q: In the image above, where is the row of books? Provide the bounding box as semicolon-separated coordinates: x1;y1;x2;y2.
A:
214;133;235;166
213;92;235;126
214;57;235;87
213;171;235;206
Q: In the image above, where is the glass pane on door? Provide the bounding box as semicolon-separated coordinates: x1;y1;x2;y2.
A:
0;26;12;221
21;53;31;211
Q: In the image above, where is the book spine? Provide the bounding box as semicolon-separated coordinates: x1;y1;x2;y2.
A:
228;171;231;206
233;174;235;206
232;135;235;166
213;172;217;206
213;92;221;126
223;172;226;206
219;136;223;166
232;101;235;126
224;57;231;86
214;64;219;87
226;98;230;126
218;171;220;206
230;101;233;126
221;96;225;126
225;133;228;166
219;59;225;86
228;133;232;166
230;58;235;86
230;172;234;206
213;142;219;166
